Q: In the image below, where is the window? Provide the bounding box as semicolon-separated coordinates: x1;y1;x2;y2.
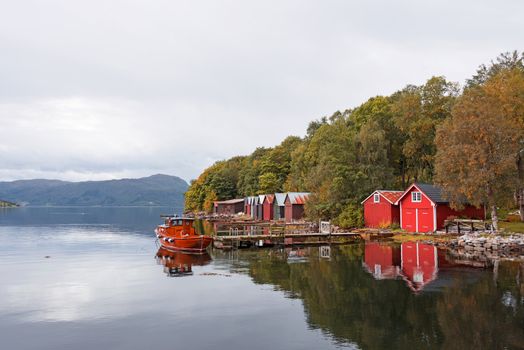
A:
373;193;380;203
412;192;422;202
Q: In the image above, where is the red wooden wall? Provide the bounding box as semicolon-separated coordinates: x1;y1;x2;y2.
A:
399;187;435;232
363;194;400;228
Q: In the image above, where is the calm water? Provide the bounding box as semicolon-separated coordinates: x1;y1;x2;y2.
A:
0;207;523;350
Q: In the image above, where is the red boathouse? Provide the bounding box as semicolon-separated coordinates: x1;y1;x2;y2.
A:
396;183;485;233
361;190;403;228
284;192;310;223
262;194;274;221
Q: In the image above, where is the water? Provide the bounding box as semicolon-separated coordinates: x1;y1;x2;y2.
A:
0;208;523;350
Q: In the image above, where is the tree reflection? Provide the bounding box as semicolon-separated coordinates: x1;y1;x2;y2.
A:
232;244;524;349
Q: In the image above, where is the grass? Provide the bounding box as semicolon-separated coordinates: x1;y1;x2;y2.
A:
499;221;524;234
391;233;455;243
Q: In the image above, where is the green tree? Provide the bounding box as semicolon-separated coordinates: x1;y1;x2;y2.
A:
258;173;281;194
391;77;458;184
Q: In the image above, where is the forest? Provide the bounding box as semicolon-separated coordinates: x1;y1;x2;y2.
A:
185;51;524;229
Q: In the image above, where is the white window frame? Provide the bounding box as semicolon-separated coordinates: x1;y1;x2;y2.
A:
373;193;380;203
412;192;422;203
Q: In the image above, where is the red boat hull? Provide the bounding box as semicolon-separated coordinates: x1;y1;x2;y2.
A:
158;234;213;253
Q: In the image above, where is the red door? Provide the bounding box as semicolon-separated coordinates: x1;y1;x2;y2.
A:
402;209;416;232
418;208;433;232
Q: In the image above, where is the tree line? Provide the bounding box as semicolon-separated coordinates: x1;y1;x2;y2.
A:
185;51;524;229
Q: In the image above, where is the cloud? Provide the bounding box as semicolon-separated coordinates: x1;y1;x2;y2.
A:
0;0;523;181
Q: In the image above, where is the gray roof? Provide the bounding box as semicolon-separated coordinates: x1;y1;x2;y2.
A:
414;183;447;203
274;193;286;206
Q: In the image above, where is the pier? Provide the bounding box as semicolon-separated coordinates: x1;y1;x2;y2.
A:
211;221;362;249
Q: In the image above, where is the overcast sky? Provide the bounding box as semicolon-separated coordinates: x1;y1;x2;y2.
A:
0;0;522;183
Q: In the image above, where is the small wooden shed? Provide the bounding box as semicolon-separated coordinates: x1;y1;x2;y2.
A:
361;190;403;228
244;197;251;216
257;195;265;220
284;192;310;223
250;196;258;219
262;194;274;221
273;193;286;220
214;198;245;215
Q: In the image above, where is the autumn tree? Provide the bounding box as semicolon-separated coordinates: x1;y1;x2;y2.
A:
435;72;523;230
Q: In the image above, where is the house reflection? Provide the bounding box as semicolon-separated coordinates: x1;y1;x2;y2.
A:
363;242;401;279
155;247;211;277
363;241;439;292
400;242;438;292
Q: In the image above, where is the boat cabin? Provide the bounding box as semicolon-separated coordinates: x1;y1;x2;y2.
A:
160;216;196;236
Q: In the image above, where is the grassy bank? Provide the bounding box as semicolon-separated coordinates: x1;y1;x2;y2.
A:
499;221;524;234
391;233;456;243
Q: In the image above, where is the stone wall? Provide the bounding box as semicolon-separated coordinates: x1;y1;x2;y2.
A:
448;233;524;261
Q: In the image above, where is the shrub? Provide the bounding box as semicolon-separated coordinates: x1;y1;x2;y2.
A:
333;204;363;229
389;221;400;230
378;221;390;229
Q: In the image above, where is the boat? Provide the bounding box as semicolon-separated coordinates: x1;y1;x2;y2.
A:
155;215;213;253
155;247;212;277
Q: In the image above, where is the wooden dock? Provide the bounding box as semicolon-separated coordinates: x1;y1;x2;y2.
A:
213;231;362;249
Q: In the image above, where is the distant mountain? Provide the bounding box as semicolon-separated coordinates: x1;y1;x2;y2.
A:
0;174;188;207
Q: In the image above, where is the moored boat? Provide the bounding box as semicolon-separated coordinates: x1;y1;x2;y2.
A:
155;215;213;253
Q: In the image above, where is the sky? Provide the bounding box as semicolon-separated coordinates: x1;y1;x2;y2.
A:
0;0;522;183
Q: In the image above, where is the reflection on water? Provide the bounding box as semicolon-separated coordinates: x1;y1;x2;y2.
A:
0;208;523;350
363;242;440;292
242;244;524;349
155;247;212;277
